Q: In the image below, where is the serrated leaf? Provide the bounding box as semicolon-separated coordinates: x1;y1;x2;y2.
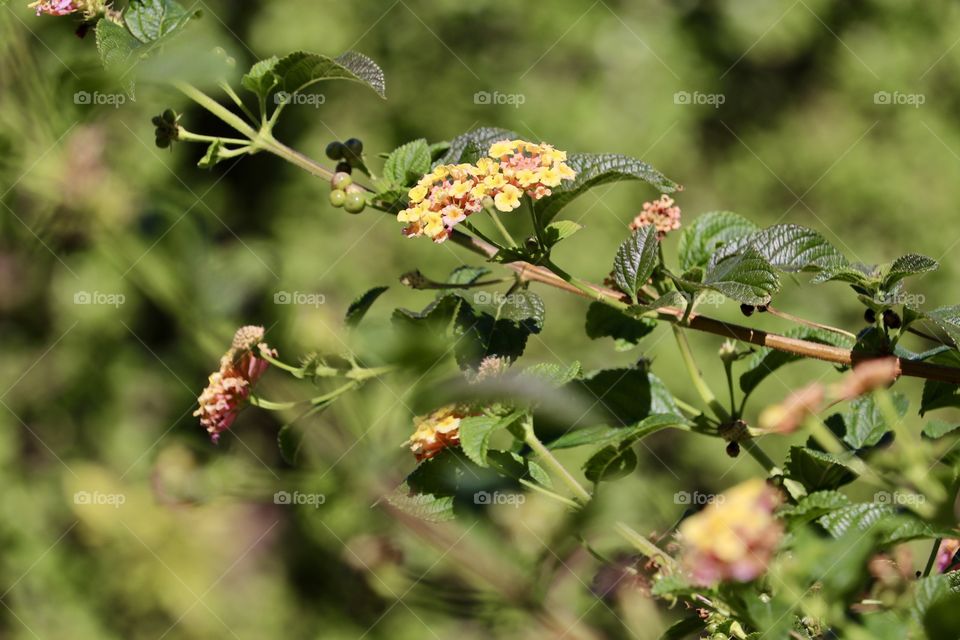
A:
277;423;303;466
435;127;517;166
923;419;960;439
883;253;938;290
740;327;854;396
703;245;780;305
534;153;678;225
125;0;193;43
383;138;431;187
780;490;851;526
522;361;582;388
458;412;524;467
920;305;960;346
446;265;491;286
677;211;758;270
272;50;386;99
345;286;388;328
819;503;956;546
810;262;877;286
749;223;847;273
613;224;660;298
542;220;582;247
785;446;857;491
585;302;656;348
628;291;687;315
386;483;455;522
241;56;279;98
840;392;908;449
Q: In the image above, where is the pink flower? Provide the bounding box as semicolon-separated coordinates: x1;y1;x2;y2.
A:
194;326;276;443
630;195;681;238
935;539;960;573
30;0;79;15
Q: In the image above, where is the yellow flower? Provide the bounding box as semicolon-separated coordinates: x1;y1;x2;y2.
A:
538;167;563;188
408;405;466;460
494;184;522;211
515;169;538;187
408;185;428;203
448;180;472;199
488;140;518;157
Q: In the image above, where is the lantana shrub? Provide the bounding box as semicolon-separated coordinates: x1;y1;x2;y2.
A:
36;2;960;638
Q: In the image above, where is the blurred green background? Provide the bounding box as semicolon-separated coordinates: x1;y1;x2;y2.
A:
2;0;960;637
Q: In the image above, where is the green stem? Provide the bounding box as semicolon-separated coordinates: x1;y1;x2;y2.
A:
174;81;259;140
518;479;581;508
923;538;943;577
742;439;776;472
614;522;679;574
672;326;730;422
177;129;251;146
218;81;258;125
486;208;517;248
522;417;591;504
547;261;629;310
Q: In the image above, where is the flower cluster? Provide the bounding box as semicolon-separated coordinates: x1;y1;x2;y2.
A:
935;538;960;573
29;0;103;17
678;479;783;586
194;326;277;443
398;140;576;243
630;195;681;238
407;405;470;461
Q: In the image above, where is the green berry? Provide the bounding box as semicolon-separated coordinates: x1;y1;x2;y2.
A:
326;141;346;160
343;191;366;214
329;189;346;207
331;171;352;190
345;183;365;195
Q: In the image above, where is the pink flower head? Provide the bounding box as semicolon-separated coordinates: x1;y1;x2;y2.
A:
935;539;960;573
194;326;276;443
30;0;78;15
630;195;681;238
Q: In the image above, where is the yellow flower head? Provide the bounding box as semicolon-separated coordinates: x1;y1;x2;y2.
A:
408;405;467;460
493;184;523;212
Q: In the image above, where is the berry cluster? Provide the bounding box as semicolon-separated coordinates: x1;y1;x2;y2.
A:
325;137;364;175
327;171;367;214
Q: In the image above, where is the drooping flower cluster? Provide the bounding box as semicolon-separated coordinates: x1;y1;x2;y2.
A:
29;0;103;17
630;195;681;238
194;326;277;443
935;538;960;573
678;479;783;586
407;405;470;461
398;140;576;243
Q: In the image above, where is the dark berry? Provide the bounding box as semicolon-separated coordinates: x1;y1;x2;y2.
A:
757;305;768;313
864;308;876;324
161;109;177;124
335;161;352;174
325;141;346;160
344;138;363;155
525;236;539;251
740;304;755;317
883;309;902;329
726;441;741;458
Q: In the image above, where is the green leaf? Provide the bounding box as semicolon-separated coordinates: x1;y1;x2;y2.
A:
493;290;545;333
345;286;389;328
920;305;960;346
458;412;524;467
125;0;194;43
386;483;455;523
750;224;847;273
785;446;857;491
196;139;226;169
241;56;279;98
447;265;492;286
584;302;656;349
817;503;953;545
613;224;660;299
383;139;431;187
883;253;938;290
575;367;681;424
534;152;678;224
435;127;517;166
521;361;582;388
780;490;851;527
277;423;302;466
550;413;689;450
272;50;386;99
486;450;552;488
583;444;638;483
923;420;960;439
703;245;780;305
810;262;877;287
839;393;908;449
657;617;704;640
740;327;854;396
677;211;758;271
542;220;582;247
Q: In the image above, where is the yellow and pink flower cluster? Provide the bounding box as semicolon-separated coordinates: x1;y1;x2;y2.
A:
29;0;102;17
678;479;783;586
407;405;470;461
398;140;577;243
